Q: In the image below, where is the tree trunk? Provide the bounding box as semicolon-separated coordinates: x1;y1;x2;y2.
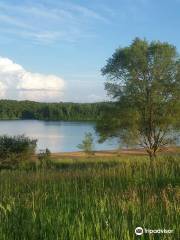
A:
147;148;157;160
146;148;157;177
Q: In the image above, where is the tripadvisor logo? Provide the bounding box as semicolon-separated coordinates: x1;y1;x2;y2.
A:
135;227;143;236
135;227;173;236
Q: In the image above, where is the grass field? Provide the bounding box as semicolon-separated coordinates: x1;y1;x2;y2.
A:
0;155;179;240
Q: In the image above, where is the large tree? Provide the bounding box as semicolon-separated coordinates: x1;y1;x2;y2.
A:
97;38;180;159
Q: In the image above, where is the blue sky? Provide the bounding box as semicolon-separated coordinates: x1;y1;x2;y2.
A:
0;0;179;102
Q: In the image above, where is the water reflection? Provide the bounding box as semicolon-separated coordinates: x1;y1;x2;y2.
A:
0;120;118;152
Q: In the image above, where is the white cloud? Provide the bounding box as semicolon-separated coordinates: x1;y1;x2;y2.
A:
0;57;65;101
66;3;110;23
0;81;6;98
0;1;111;44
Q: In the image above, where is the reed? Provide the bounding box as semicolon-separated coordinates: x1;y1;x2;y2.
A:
0;155;179;239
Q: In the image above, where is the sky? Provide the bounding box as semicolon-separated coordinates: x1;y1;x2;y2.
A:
0;0;180;102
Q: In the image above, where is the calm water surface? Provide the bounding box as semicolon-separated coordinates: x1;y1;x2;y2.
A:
0;120;118;152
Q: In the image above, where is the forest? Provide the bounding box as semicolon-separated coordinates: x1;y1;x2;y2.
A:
0;100;109;121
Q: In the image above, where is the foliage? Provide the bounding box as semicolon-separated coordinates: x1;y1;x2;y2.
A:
77;132;94;155
0;100;109;121
0;156;179;239
37;148;52;168
97;38;180;159
0;135;37;168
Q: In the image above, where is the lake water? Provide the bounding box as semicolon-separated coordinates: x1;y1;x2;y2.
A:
0;120;118;152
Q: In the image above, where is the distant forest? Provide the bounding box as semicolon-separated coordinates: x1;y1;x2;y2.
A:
0;100;109;121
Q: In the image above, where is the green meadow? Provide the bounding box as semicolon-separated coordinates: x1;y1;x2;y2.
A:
0;155;179;240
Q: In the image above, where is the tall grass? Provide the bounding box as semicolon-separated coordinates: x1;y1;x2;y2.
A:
0;155;179;239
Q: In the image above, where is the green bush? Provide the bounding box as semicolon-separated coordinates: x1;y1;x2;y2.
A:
0;135;37;168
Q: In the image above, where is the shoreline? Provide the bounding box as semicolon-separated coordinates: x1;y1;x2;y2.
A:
50;147;180;158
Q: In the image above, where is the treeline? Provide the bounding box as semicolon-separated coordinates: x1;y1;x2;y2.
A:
0;100;110;121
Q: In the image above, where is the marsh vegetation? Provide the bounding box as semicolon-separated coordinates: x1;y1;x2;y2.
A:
0;155;179;239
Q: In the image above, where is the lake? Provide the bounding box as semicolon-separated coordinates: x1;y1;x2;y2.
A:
0;120;118;152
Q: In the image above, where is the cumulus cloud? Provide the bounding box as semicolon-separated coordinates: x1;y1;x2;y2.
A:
0;57;65;101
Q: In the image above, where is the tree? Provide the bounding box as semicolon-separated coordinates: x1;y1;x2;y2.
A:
77;132;94;155
0;100;108;121
97;38;180;160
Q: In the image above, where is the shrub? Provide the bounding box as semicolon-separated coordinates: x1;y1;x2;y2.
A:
0;135;37;168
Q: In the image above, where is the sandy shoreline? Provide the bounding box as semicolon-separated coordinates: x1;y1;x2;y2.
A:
51;147;180;158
